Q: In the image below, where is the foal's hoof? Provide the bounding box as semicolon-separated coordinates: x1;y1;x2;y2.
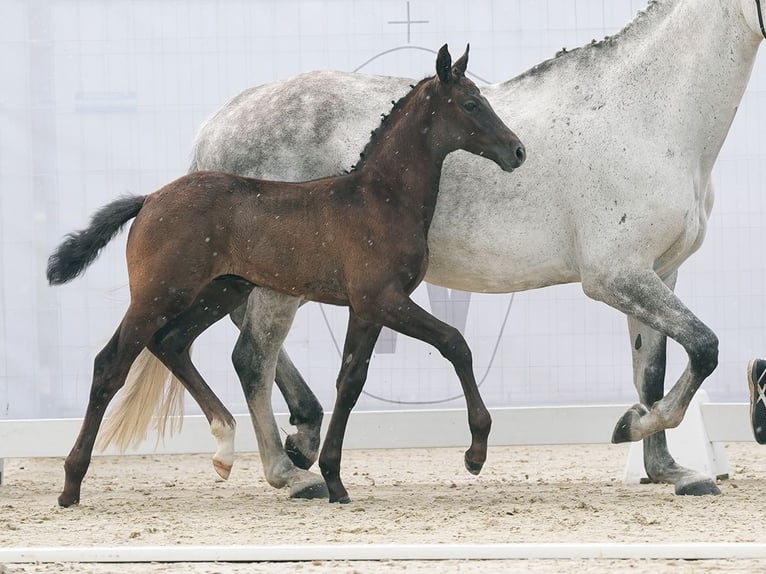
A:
57;493;79;508
675;479;721;496
330;495;352;504
611;403;650;443
212;459;232;480
464;454;484;476
285;435;315;470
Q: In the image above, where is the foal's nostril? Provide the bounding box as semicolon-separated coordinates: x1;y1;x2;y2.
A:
515;145;526;164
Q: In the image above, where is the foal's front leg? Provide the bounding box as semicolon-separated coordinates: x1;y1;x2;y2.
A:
361;289;492;474
319;311;383;503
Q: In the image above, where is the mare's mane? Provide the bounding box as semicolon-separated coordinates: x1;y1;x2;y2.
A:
510;0;667;83
347;75;432;173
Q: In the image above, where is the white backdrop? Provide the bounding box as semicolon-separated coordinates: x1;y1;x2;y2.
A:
2;0;765;421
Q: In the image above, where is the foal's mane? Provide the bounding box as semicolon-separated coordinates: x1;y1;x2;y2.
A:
347;75;432;173
511;0;668;82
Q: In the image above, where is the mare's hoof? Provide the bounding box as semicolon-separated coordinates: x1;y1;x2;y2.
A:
330;495;351;504
464;456;484;476
675;479;721;496
212;459;232;480
285;435;314;470
290;480;329;500
611;403;650;443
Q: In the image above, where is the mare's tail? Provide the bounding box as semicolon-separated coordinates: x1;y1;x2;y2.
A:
46;195;146;285
96;348;186;452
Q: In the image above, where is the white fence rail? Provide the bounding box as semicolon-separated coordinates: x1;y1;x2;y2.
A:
0;395;753;485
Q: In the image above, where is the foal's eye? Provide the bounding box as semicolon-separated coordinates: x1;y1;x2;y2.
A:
463;101;479;112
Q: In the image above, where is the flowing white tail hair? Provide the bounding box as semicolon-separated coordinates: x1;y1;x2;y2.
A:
96;348;185;452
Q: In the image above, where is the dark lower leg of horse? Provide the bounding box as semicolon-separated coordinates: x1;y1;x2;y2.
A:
642;432;720;495
276;347;323;470
59;321;148;507
148;276;254;479
612;331;717;443
592;270;718;445
627;312;720;496
362;294;491;474
319;313;382;504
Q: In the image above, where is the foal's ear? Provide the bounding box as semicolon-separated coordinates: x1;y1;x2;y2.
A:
452;44;469;78
436;44;452;83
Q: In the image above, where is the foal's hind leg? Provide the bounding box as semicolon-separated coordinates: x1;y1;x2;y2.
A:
319;311;382;503
59;314;154;507
149;276;254;479
626;272;719;496
231;288;327;499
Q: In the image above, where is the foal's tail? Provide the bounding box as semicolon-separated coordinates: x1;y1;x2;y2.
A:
46;195;146;285
96;348;186;452
46;194;185;450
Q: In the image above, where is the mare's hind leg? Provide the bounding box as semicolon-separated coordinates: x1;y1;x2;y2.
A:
319;311;382;503
59;313;155;507
626;273;719;496
275;346;323;470
149;275;254;480
583;268;719;495
230;295;323;471
231;288;327;499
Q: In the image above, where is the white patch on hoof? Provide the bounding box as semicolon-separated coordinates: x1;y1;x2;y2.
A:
213;458;232;480
210;419;235;479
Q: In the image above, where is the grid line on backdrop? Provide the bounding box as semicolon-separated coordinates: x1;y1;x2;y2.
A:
1;0;764;421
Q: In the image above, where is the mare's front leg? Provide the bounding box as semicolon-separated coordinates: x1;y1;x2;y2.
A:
624;270;719;496
319;312;382;503
230;287;328;499
583;267;719;495
627;314;720;495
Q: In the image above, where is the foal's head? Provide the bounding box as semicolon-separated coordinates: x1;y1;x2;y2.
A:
426;44;526;172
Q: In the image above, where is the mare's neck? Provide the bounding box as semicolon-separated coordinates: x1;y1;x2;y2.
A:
608;0;760;171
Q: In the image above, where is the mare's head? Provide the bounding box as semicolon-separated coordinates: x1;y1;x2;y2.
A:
428;44;525;172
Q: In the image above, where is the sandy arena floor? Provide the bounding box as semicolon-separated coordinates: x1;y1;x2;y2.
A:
2;442;766;573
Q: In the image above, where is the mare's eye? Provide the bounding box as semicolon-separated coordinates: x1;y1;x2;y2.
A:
463;101;478;112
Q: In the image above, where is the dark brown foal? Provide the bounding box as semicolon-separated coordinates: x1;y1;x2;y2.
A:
47;44;525;506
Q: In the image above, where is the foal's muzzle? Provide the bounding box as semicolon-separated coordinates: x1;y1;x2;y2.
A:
498;141;526;172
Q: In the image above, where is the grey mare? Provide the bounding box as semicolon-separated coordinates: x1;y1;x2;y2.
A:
102;0;766;497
